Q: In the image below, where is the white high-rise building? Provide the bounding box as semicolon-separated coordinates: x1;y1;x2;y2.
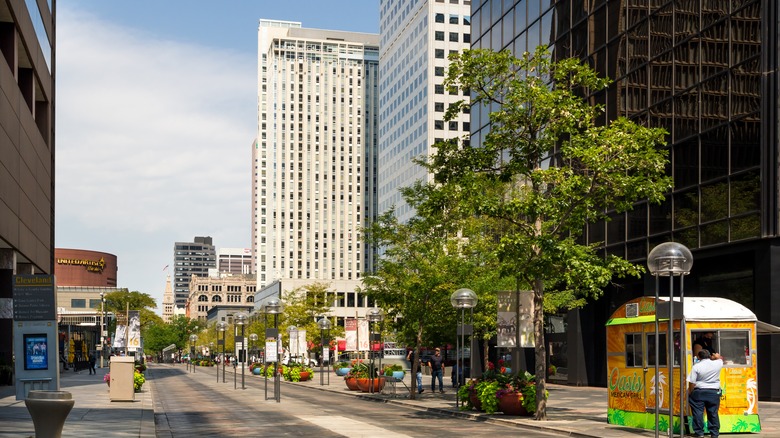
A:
253;20;380;296
378;0;472;221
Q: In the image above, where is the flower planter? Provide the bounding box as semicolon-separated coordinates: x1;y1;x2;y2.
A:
299;371;311;381
356;377;385;392
498;392;531;416
391;371;405;380
345;376;360;391
252;368;262;375
336;367;351;376
468;391;482;411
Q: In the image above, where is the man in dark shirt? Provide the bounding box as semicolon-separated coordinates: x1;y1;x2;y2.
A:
428;348;445;393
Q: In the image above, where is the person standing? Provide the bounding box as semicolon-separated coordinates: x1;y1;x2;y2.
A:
428;348;445;393
692;332;716;357
407;349;424;394
88;353;97;375
688;350;723;437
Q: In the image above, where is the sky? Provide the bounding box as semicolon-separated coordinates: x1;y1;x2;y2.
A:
55;1;380;313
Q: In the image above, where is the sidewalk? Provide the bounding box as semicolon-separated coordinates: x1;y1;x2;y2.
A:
0;365;154;437
0;363;778;437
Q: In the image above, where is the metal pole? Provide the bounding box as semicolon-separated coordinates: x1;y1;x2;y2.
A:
222;331;226;384
679;275;686;438
654;274;660;438
668;274;674;438
241;325;246;390
320;329;324;386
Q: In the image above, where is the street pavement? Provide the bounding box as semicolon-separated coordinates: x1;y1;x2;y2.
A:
1;363;778;437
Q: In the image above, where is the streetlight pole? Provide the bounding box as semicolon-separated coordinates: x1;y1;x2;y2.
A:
367;308;383;394
99;292;105;369
235;312;248;390
451;288;478;408
265;299;284;402
189;334;198;373
317;317;331;386
648;243;693;438
249;333;258;365
217;322;227;383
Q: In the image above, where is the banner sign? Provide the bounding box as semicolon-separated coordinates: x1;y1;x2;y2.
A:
345;318;357;351
497;291;535;348
358;319;369;351
128;310;141;351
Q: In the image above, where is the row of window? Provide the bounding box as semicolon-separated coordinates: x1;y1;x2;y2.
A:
434;31;471;43
434;13;471;26
434;120;470;131
70;299;102;309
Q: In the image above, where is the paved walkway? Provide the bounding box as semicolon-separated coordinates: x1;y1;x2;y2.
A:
0;363;778;437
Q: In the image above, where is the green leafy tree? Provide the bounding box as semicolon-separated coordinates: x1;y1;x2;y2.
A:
281;282;343;355
426;47;672;419
362;181;511;398
98;289;159;348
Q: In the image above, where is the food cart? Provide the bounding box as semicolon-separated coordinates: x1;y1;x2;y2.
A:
606;296;779;434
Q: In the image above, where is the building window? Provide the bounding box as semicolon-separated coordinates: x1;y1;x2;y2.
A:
71;299;86;308
449;121;458;130
435;13;445;23
435;48;445;59
435;84;445;94
463;33;471;43
435;120;444;130
435;31;445;41
449;14;459;24
435;66;445;76
625;333;643;367
449;32;459;42
435;102;445;112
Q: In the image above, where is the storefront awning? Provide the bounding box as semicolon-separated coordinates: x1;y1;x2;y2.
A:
756;320;780;334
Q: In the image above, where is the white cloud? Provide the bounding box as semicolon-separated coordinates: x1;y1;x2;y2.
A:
55;7;256;307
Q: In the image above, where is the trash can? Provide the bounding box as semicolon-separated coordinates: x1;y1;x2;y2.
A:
24;390;75;438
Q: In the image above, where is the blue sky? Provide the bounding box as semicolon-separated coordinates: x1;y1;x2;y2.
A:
55;1;380;313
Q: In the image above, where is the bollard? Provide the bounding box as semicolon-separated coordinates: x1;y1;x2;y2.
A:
24;390;75;438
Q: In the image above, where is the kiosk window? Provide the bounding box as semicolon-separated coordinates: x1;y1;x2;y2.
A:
647;331;682;366
718;330;750;366
626;333;643;367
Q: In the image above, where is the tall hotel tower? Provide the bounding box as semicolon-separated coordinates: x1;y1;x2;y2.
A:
253;20;379;320
378;0;472;221
172;236;216;308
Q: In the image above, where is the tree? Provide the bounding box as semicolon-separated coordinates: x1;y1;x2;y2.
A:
281;282;344;356
98;289;159;349
362;180;512;398
426;47;672;419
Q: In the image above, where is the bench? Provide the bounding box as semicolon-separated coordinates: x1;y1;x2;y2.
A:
383;376;409;397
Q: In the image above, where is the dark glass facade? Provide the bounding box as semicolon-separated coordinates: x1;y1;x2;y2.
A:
471;0;779;400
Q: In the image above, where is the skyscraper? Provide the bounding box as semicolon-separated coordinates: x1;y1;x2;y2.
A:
471;0;778;400
217;247;252;276
173;236;216;308
254;20;379;291
378;0;472;222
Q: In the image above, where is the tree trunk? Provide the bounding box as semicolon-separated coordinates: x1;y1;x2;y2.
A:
533;276;547;420
409;324;424;400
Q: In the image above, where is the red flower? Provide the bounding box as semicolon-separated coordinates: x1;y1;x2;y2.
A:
487;361;495;370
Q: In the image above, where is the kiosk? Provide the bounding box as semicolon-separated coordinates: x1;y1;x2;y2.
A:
606;296;780;434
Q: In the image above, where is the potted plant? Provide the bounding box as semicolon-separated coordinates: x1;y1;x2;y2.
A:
104;372;111;387
284;362;314;382
496;371;537;416
382;363;405;380
333;361;351;376
133;371;146;392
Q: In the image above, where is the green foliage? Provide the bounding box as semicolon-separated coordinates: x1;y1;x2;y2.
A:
346;361;372;379
333;361;350;372
133;371;145;391
281;282;343;353
423;46;672;419
283;362;314;382
476;380;500;414
382;364;404;376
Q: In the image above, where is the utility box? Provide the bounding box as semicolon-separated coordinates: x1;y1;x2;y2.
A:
109;356;135;401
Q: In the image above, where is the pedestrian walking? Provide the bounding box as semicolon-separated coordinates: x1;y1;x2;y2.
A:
88;353;97;375
688;350;723;437
428;348;445;393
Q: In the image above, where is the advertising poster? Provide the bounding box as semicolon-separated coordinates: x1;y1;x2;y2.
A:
24;334;48;370
358;319;370;352
345;318;357;351
497;291;535;348
113;325;127;349
128;310;141;351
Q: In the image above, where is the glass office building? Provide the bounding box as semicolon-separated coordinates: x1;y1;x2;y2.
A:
471;0;778;400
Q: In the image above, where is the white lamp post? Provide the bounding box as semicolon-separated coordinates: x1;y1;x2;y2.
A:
450;288;478;408
648;242;693;438
367;308;384;393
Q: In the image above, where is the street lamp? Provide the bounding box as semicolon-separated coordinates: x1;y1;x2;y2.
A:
317;318;331;386
287;326;298;364
265;298;284;402
99;292;106;368
217;321;228;383
648;242;693;438
236;312;248;390
249;333;258;364
451;288;478;408
367;308;384;393
189;334;198;373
